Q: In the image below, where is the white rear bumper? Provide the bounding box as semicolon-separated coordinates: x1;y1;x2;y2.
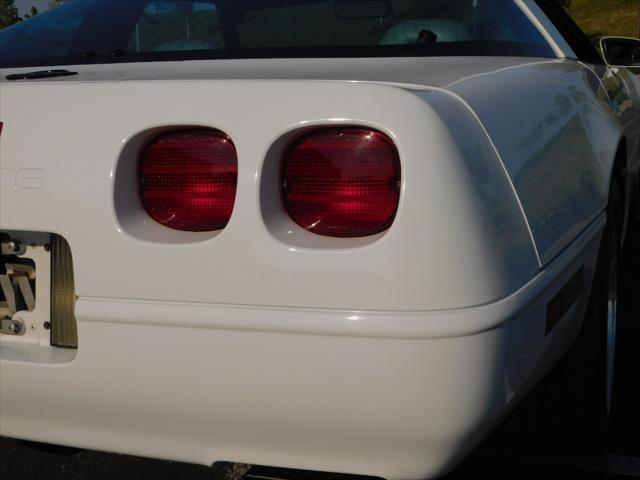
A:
0;216;603;480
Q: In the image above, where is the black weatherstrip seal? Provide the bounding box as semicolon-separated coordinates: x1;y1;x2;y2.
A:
6;70;78;81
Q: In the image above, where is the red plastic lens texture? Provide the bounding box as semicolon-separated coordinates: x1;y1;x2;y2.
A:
140;129;238;232
283;128;401;237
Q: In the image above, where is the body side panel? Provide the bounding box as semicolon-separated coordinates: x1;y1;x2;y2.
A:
448;60;622;264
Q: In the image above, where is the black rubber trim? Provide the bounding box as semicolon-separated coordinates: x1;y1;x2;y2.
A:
5;70;78;81
0;42;556;69
546;266;585;335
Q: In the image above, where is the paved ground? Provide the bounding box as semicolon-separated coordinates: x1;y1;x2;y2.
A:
1;216;639;479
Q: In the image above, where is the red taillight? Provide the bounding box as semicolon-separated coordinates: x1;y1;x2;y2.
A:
140;129;238;232
283;128;401;238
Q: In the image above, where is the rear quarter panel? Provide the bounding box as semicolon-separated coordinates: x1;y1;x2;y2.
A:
448;60;622;264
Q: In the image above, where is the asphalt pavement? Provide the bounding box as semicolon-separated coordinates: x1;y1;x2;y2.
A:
1;215;639;480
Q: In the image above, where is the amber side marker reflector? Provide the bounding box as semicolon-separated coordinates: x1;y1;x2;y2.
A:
546;266;584;335
50;234;77;349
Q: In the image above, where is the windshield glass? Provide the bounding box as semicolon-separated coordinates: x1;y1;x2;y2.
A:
0;0;554;68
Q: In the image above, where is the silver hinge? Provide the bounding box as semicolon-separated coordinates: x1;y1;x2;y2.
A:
0;318;25;336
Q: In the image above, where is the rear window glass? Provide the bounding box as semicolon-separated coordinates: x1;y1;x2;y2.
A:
127;2;224;53
0;0;555;68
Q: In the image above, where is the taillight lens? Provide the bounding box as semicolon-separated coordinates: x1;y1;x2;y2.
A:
283;128;401;237
140;129;238;232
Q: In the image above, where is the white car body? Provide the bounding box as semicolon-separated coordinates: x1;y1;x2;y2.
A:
1;2;639;479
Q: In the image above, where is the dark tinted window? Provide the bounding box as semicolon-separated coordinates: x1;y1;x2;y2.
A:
127;1;224;53
0;0;95;61
0;0;555;68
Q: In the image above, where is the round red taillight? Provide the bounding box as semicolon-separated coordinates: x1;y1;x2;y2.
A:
282;128;401;238
140;129;238;232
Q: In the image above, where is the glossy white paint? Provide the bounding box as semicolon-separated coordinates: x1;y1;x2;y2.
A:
0;219;603;480
1;5;640;479
1;56;553;86
0;79;539;311
448;60;622;264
